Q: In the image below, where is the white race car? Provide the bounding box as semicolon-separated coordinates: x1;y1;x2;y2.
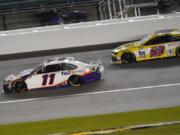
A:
3;57;104;93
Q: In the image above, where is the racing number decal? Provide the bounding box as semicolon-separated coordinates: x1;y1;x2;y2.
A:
150;45;165;57
42;74;55;86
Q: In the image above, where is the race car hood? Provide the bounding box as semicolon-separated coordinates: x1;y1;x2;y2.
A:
113;41;140;52
4;68;34;82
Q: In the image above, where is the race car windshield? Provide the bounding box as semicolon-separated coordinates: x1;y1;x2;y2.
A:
31;65;43;74
140;34;152;44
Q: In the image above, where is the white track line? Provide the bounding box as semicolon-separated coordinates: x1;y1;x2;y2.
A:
0;82;180;104
74;82;180;96
0;98;44;104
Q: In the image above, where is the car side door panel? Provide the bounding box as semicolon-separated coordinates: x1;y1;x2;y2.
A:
25;71;64;89
138;35;173;60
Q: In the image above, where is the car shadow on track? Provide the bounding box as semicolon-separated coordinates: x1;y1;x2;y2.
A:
2;80;106;100
108;57;180;70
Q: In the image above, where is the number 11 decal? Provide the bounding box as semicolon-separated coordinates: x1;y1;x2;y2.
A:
42;74;55;86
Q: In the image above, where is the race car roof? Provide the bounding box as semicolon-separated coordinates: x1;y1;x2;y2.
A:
154;29;180;35
43;57;76;66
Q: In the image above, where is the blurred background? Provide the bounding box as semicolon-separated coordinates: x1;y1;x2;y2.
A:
0;0;179;31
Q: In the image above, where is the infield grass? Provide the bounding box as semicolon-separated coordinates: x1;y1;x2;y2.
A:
0;106;180;135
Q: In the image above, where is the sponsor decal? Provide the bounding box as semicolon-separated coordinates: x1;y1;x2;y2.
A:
61;71;71;76
138;49;146;57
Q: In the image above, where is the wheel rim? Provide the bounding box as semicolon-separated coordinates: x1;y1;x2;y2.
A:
122;54;133;63
13;81;26;92
69;76;81;87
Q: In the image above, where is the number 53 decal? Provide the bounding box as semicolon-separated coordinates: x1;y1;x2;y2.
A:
150;45;165;57
42;74;55;86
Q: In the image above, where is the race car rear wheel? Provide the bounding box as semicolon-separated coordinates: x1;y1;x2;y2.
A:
121;53;135;64
176;47;180;56
12;80;27;93
68;75;83;87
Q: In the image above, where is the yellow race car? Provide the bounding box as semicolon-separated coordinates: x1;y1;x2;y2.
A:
112;29;180;64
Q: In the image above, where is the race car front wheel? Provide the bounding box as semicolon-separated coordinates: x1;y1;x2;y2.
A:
68;75;83;87
176;47;180;57
121;53;135;64
12;80;27;93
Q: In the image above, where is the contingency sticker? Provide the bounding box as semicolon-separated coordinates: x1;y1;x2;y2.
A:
138;49;146;57
167;49;174;56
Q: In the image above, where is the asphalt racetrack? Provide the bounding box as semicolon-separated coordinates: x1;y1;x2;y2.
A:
0;49;180;124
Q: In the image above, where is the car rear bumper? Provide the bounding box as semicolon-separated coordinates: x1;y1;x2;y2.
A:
83;72;102;83
83;66;104;83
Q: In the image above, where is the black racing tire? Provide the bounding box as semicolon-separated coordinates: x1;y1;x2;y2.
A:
12;80;27;93
68;75;83;87
121;53;136;64
176;47;180;57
